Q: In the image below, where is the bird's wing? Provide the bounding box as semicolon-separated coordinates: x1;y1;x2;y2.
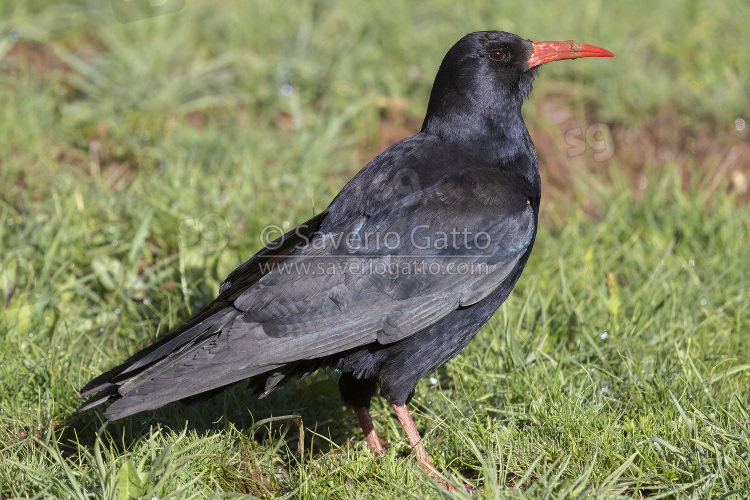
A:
109;167;534;409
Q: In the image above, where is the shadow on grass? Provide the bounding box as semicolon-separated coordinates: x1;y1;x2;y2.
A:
59;372;356;461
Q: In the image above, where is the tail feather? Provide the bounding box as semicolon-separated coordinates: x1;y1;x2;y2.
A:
80;306;233;397
79;385;119;412
117;309;236;378
79;307;237;414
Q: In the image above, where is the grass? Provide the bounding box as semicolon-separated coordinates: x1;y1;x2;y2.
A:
1;0;749;498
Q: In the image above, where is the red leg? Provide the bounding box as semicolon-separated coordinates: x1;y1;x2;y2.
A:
353;406;383;454
391;403;434;467
392;404;455;491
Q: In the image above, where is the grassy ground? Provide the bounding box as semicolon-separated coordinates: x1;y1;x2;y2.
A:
1;0;749;498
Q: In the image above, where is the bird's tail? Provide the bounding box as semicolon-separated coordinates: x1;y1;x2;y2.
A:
79;307;236;414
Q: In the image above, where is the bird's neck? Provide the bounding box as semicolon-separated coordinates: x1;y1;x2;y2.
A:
421;91;538;182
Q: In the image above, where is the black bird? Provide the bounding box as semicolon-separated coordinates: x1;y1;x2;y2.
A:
81;31;613;472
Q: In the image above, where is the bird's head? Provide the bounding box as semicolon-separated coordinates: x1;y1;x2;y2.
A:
422;31;614;142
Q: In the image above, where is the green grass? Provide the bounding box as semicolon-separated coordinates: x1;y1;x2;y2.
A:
1;0;750;498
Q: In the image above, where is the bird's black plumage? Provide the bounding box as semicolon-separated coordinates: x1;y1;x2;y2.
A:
81;31;609;424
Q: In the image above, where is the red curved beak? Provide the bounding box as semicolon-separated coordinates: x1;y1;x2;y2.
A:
528;40;615;69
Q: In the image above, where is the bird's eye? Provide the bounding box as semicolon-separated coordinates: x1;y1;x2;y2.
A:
488;50;506;62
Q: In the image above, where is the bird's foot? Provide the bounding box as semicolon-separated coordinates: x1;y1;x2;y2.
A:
419;461;456;491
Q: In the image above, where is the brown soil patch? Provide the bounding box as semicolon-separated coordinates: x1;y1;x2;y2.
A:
531;93;750;207
4;40;69;76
